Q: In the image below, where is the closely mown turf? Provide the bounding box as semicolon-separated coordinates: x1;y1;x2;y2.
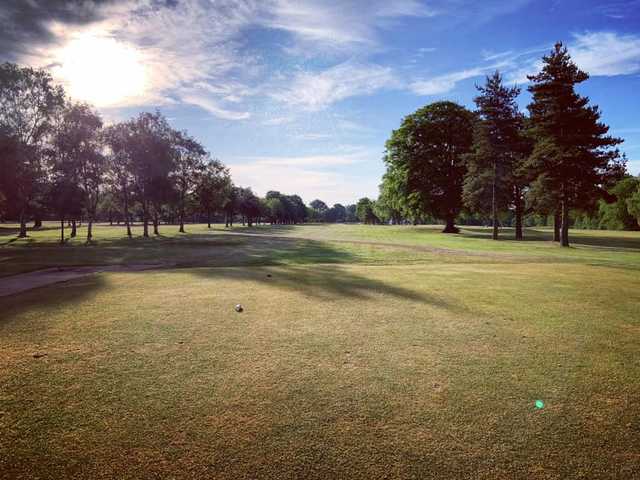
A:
1;223;639;479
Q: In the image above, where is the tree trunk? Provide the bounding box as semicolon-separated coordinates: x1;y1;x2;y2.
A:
142;202;149;237
553;211;561;242
207;210;211;228
60;218;65;244
153;212;159;235
561;198;570;247
34;218;42;229
514;187;523;241
179;214;185;233
18;209;27;237
492;161;498;240
442;215;459;233
87;218;93;242
70;219;77;237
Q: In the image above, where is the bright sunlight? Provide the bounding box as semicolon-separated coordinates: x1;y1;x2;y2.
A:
56;33;147;107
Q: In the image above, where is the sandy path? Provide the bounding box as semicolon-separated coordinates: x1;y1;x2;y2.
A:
0;264;164;298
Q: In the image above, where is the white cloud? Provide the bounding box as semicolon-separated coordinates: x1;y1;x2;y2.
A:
409;66;491;95
273;61;399;111
570;31;640;76
504;32;640;84
180;93;251;120
417;32;640;95
262;0;433;51
25;0;258;117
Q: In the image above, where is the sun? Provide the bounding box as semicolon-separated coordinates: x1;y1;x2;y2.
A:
56;33;147;107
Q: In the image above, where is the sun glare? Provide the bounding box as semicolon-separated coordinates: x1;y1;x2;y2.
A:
57;33;147;107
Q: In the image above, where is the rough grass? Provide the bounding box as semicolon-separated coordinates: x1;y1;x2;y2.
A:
1;223;640;479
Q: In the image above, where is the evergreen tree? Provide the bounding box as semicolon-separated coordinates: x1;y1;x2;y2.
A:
463;72;528;240
526;43;624;246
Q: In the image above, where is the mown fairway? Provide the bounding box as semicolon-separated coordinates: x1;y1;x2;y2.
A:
1;223;639;479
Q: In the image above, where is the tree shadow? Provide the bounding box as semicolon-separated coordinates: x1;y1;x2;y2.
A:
189;263;442;304
0;225;62;238
458;226;640;250
0;274;107;330
0;230;448;313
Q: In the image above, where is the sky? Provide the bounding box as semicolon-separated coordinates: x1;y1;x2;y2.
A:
1;0;639;205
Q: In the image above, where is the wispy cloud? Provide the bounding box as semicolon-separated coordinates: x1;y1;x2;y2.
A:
273;61;399;111
20;0;257;117
504;32;640;84
415;31;640;95
570;31;640;76
409;65;500;95
261;0;433;52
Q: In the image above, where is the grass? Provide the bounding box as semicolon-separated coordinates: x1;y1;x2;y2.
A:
1;222;640;479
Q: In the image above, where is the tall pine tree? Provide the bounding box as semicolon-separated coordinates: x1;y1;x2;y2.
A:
526;43;624;246
463;71;528;240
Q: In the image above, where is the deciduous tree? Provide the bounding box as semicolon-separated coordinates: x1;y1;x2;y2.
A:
384;101;474;233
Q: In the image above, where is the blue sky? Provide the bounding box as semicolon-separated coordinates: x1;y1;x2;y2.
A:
2;0;640;205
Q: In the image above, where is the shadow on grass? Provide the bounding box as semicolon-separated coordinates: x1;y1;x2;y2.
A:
458;226;640;250
0;225;62;238
190;263;437;304
0;274;107;330
0;230;441;312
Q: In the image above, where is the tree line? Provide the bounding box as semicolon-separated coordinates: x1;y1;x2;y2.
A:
0;62;314;243
379;43;638;246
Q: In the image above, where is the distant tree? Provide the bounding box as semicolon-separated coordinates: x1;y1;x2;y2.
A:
597;176;640;230
49;102;105;242
377;167;410;224
526;42;625;246
265;196;284;225
104;123;135;237
627;183;640;228
171;131;206;233
384;101;474;233
0;62;65;237
238;187;261;226
345;204;358;222
223;185;239;227
526;174;562;240
325;203;347;223
287;194;307;224
46;178;84;244
463;72;529;240
356;197;378;224
98;189;120;225
195;160;229;228
148;175;175;234
126;112;175;237
263;191;306;224
310;199;328;222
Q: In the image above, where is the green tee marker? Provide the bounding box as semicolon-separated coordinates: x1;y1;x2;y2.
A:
535;400;545;409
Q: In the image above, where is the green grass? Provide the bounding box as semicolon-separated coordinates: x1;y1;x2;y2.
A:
1;223;640;479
